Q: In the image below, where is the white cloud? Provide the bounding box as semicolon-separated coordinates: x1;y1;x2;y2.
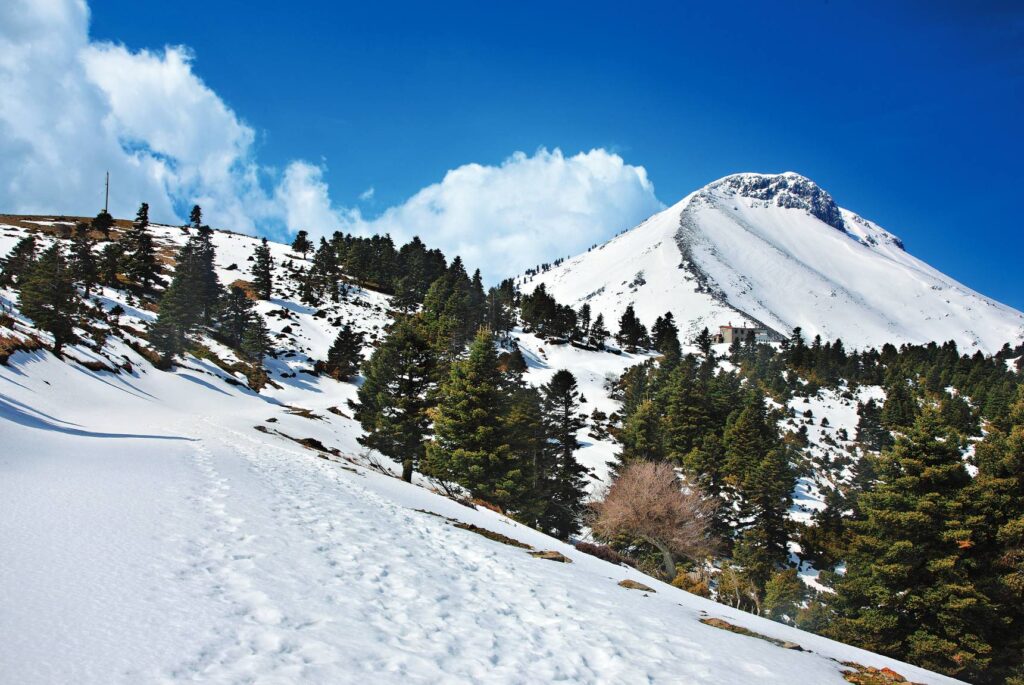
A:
0;0;663;282
358;187;375;201
350;148;662;280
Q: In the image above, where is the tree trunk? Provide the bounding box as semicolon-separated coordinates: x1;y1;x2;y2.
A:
402;459;413;483
646;537;677;580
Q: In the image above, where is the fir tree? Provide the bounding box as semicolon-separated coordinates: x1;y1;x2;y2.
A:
0;235;39;287
856;399;892;452
189;204;203;229
91;210;114;239
98;242;123;287
251;238;274;300
325;324;363;380
18;243;78;355
239;314;271;364
881;379;918;430
122;203;159;289
537;370;589;539
214;286;255;347
615;304;648;351
651;311;681;358
354;317;435;482
424;328;530;510
69;229;98;296
695;326;714;357
588;313;609;349
291;230;312;259
828;409;997;681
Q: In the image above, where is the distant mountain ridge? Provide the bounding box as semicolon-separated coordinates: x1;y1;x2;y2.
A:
520;172;1024;353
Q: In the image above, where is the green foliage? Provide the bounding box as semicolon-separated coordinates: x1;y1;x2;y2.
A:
763;568;806;624
615;303;648;351
252;238;273;300
354;316;436;482
536;370;589;539
0;235;39;287
325;324;363;380
17;243;79;354
828;409;998;681
423;328;532;511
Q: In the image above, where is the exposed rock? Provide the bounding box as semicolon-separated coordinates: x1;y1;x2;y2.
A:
618;579;655;592
529;550;572;563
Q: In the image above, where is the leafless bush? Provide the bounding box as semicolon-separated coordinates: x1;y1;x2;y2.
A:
590;460;717;579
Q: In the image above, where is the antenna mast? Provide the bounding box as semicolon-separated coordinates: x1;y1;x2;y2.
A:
104;171;109;213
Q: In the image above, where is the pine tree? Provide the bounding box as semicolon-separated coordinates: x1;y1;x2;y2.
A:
91;210;114;239
0;235;39;287
18;243;78;355
695;326;714;357
69;229;98;296
588;313;609;349
310;238;340;302
251;238;274;300
189;204;203;230
291;230;312;259
325;324;363;380
215;286;255;347
660;358;710;462
98;242;124;287
537;370;589;539
354;317;435;482
651;311;681;358
576;303;592;342
150;238;210;360
424;328;529;510
856;398;892;452
239;314;271;364
615;304;648;351
122;203;159;290
881;379;918;430
828;409;997;681
616;398;665;466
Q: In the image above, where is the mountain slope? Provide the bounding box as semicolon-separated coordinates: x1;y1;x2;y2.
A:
0;217;961;684
520;172;1024;353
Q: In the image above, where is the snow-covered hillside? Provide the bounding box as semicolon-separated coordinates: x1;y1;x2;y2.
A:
521;172;1024;353
0;218;960;684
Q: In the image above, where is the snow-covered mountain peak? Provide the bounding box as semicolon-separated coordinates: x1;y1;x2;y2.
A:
522;173;1024;352
697;172;846;233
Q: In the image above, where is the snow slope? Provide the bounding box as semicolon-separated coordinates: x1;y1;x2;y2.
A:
521;172;1024;353
0;218;962;683
1;351;961;685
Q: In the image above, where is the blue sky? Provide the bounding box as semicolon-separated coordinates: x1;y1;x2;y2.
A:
6;1;1023;307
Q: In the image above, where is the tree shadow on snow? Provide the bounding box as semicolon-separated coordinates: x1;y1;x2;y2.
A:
0;394;195;440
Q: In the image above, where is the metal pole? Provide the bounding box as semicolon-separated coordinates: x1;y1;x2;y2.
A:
104;171;109;213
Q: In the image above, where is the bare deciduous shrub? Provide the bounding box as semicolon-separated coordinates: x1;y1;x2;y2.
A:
590;460;716;579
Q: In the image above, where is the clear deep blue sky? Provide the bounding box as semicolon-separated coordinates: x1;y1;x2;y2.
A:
89;1;1024;309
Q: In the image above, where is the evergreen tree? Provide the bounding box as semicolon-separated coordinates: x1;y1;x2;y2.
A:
537;370;589;539
214;286;255;347
91;210;114;239
98;242;124;287
150;238;212;360
615;304;649;351
651;311;681;358
18;243;78;355
588;313;609;349
0;235;39;287
69;229;98;296
660;357;710;462
828;409;997;681
189;204;203;229
251;238;274;299
122;203;159;289
291;230;312;259
881;379;919;430
239;314;271;364
856;399;892;452
695;326;713;357
354;317;435;482
616;398;665;466
325;324;363;380
576;303;592;342
424;328;530;510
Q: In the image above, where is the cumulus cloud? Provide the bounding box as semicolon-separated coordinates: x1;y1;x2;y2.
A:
0;0;663;281
352;149;662;279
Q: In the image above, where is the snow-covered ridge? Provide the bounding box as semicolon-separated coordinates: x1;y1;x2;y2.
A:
523;172;1024;353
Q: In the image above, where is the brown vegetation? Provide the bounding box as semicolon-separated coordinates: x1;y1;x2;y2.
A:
590;461;716;578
